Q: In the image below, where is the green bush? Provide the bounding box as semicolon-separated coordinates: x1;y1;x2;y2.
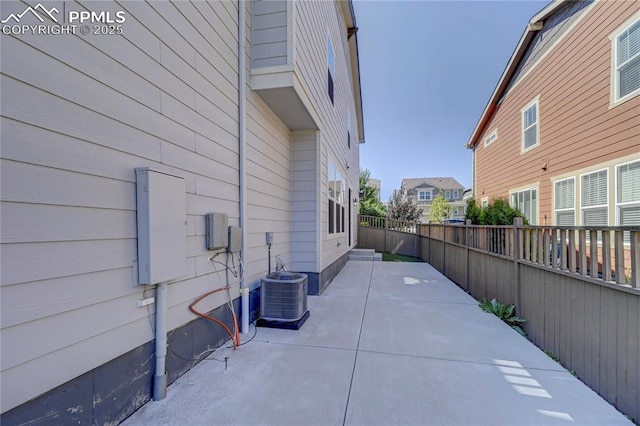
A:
465;197;528;226
479;298;527;336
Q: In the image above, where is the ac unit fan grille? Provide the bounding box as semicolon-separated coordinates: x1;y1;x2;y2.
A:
260;276;308;321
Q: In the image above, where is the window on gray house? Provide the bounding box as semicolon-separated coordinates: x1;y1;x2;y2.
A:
328;160;344;234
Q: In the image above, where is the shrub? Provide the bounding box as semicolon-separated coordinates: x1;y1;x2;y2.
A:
465;197;528;226
479;298;527;336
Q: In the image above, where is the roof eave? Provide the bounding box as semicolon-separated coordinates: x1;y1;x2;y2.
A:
341;0;365;143
466;0;569;149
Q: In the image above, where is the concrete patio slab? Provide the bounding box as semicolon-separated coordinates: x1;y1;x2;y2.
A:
123;260;632;426
255;295;366;350
124;341;355;426
368;261;475;304
359;297;564;370
345;350;629;425
321;261;373;299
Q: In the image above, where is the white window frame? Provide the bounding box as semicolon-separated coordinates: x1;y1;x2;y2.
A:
418;190;431;202
484;129;498;147
521;97;540;153
615;160;640;244
612;15;640;105
444;190;451;199
579;168;609;233
553;177;576;226
481;197;489;208
453;190;459;199
327;160;345;236
510;186;538;225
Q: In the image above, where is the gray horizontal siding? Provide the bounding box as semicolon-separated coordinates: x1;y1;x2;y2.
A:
251;0;288;67
291;131;318;272
0;0;244;413
243;85;292;290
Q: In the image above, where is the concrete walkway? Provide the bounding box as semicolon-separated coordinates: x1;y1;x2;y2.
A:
123;261;631;425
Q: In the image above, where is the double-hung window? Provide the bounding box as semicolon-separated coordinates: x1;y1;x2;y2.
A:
581;170;608;240
554;178;575;226
444;190;450;199
617;160;640;243
453;190;459;199
614;18;640;102
511;188;537;225
522;99;539;152
418;191;431;202
328;161;344;234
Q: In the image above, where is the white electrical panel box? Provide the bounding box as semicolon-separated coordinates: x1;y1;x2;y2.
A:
136;168;186;285
205;213;228;250
228;226;242;253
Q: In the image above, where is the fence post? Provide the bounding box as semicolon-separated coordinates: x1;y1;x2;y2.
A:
384;216;388;253
443;225;447;276
428;224;432;264
632;230;639;288
466;219;471;291
513;217;523;316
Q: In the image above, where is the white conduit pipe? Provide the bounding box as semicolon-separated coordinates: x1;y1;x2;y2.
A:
153;281;168;400
238;0;249;335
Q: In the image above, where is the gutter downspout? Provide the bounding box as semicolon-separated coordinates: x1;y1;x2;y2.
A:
239;0;249;335
153;281;168;400
471;145;476;197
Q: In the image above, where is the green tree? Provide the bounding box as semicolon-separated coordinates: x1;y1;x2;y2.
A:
359;169;385;217
465;198;482;224
429;194;453;223
465;197;528;225
387;182;423;224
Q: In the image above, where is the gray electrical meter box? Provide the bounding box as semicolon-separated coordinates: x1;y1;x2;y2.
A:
135;168;186;285
228;226;242;253
205;213;228;250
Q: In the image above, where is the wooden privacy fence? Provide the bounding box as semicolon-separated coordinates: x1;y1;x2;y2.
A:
358;215;640;421
357;215;420;257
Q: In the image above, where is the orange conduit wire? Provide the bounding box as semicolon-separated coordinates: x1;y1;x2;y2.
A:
188;288;240;349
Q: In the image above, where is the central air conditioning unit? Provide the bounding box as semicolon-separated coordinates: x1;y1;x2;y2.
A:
257;271;310;330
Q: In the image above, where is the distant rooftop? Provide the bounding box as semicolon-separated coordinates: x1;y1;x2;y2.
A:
402;177;464;190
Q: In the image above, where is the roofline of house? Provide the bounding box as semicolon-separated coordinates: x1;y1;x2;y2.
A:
341;0;366;143
465;0;569;149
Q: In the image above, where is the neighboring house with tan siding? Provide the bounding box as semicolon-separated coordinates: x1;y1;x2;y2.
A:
403;177;466;223
0;0;364;423
467;0;640;229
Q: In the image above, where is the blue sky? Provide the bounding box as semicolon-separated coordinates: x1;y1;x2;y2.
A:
353;0;549;201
